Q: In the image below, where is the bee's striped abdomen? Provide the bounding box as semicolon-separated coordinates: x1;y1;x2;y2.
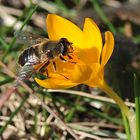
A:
18;47;39;66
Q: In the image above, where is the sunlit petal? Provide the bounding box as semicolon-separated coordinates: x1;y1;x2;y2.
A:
87;78;104;87
46;14;84;49
35;77;77;89
72;63;92;83
83;18;102;62
77;47;100;63
101;31;114;67
85;63;100;85
87;66;104;87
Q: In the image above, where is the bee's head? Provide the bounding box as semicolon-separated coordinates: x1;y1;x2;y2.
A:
59;38;73;55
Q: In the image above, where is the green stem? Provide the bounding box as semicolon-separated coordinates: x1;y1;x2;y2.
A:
99;80;129;117
122;112;131;140
99;80;136;139
134;74;140;140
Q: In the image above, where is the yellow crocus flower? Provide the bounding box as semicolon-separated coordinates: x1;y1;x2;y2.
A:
35;14;114;89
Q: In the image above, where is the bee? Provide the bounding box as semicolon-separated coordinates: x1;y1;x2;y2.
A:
15;31;74;81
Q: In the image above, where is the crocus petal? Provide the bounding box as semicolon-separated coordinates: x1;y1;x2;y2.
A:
83;18;102;50
101;31;114;67
72;63;92;83
46;14;84;49
83;18;102;61
87;77;104;87
88;67;104;87
85;63;101;85
89;63;101;79
35;76;77;89
77;47;100;63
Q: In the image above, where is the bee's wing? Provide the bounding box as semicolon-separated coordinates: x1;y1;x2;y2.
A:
14;31;48;46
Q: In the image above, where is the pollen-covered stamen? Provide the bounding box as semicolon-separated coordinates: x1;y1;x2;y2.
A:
59;52;80;64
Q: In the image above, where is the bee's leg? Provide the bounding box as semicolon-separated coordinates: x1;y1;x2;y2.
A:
39;67;49;76
45;69;49;76
52;61;69;79
39;61;50;71
39;61;50;76
67;54;73;59
52;61;57;72
59;56;67;62
59;56;76;64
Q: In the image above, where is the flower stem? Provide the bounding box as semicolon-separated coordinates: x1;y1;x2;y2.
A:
99;80;136;139
99;81;129;117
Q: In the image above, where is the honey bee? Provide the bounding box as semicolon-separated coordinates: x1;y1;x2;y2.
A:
15;31;74;81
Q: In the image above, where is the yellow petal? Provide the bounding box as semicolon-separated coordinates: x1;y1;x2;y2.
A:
101;31;114;67
46;14;84;48
77;47;100;63
87;78;104;87
72;63;92;83
85;63;102;87
83;18;102;53
35;76;77;89
89;63;101;79
77;18;102;63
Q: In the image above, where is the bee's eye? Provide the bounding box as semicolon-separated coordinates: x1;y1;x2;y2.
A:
60;38;71;47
